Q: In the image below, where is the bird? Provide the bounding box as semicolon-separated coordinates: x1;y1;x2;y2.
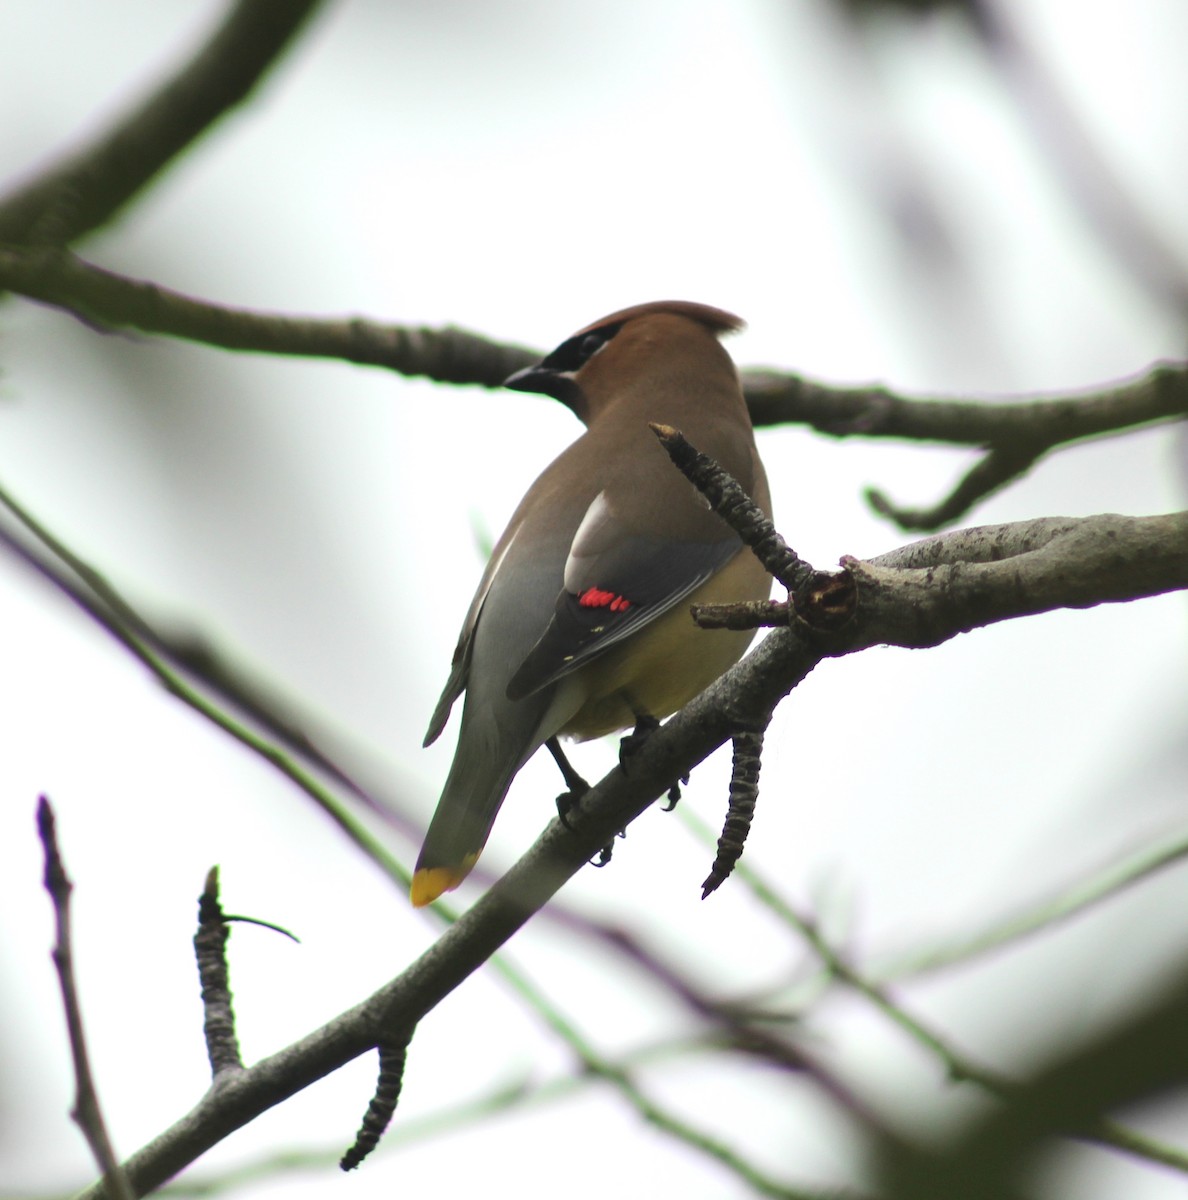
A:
412;300;772;907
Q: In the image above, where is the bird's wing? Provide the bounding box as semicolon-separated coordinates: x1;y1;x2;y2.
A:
422;528;521;747
505;489;742;702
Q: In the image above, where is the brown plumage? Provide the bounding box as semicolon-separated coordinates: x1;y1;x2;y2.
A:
412;301;771;906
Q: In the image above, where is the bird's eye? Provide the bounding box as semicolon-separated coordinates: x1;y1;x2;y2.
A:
540;321;624;373
578;333;607;360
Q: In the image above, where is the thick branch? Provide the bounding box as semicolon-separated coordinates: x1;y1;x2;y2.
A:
0;0;323;245
77;509;1187;1197
837;512;1188;651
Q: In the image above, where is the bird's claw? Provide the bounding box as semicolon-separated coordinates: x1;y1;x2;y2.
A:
662;773;690;812
589;828;626;868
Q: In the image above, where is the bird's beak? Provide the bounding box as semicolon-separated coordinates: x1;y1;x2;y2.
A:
503;364;556;393
504;364;585;418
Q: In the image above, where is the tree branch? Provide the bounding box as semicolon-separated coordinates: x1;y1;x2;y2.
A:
740;361;1188;444
4;479;828;1194
37;798;136;1200
874;827;1188;984
1;245;1183;459
0;244;538;385
73;507;1187;1196
0;0;324;245
746;364;1188;530
834;512;1188;651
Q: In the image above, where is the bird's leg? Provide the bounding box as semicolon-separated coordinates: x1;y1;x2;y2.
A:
547;738;621;867
620;711;688;812
546;737;589;830
617;712;660;767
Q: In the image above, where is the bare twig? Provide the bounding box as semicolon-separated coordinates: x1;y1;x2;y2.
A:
649;423;858;636
874;826;1188;984
0;0;324;245
701;723;770;898
0;494;413;833
866;443;1040;530
650;424;855;635
340;1037;413;1171
37;797;136;1200
194;868;244;1079
585;922;888;1130
649;421;811;590
135;1042;810;1196
690;597;791;630
680;802;1011;1090
482;953;847;1200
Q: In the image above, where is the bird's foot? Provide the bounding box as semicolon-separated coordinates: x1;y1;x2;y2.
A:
548;737;590;831
556;786;589;831
662;773;691;812
618;714;660;769
619;719;687;809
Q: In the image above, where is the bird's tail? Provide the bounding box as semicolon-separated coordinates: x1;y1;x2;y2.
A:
411;706;528;907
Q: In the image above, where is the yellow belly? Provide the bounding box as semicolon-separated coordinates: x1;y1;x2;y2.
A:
558;547;770;740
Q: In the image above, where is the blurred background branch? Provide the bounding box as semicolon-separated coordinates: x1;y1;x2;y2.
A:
0;0;324;247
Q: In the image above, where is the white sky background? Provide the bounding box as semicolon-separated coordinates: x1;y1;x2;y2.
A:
0;1;1186;1197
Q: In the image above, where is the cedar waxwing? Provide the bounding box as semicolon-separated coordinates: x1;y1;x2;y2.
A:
412;300;772;906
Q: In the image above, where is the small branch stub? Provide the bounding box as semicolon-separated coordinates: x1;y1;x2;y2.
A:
651;422;857;632
194;866;244;1078
702;722;769;898
649;422;811;593
340;1036;413;1171
691;598;791;630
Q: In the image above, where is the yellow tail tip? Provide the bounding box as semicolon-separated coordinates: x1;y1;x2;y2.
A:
410;858;478;908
